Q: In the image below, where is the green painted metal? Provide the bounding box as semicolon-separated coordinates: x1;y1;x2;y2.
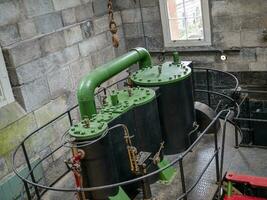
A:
227;181;233;197
130;61;191;86
172;52;180;64
69;118;108;140
77;47;152;119
109;186;131;200
107;87;155;108
157;158;177;184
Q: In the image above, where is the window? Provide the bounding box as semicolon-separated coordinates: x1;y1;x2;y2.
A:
0;47;14;108
159;0;211;47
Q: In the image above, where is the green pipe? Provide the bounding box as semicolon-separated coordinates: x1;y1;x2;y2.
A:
77;47;152;119
227;181;233;197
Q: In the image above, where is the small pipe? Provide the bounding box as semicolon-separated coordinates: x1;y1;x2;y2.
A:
77;47;152;119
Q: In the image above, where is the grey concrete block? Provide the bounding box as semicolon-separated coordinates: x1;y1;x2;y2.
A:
140;0;158;7
81;0;92;3
240;48;256;62
18;20;37;40
70;57;92;88
241;30;267;47
35;13;63;34
212;16;241;32
143;21;162;37
12;59;46;84
4;39;41;67
34;95;68;127
114;12;122;26
23;0;54;17
78;33;108;57
47;66;73;99
62;8;76;26
64;25;83;46
146;35;163;50
0;158;8;180
91;45;115;67
121;9;141;23
141;6;160;22
80;21;93;39
0;102;26;130
226;63;249;72
126;37;145;50
53;0;81;11
39;32;66;55
0;24;20;46
75;3;94;22
124;23;144;38
13;77;51;112
93;15;109;35
43;45;80;71
213;31;241;48
256;48;267;62
240;15;261;30
211;0;232;17
249;62;267;71
11;45;79;85
114;0;139;10
92;0;108;16
0;1;20;26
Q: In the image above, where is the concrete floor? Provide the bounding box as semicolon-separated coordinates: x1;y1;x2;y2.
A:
42;122;267;200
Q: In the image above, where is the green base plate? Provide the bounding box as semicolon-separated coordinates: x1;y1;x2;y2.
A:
158;158;177;184
109;186;130;200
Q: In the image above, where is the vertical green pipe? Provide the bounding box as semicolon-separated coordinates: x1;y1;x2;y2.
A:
77;47;152;119
227;181;233;197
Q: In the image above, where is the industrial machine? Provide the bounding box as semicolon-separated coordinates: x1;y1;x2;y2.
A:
130;53;197;154
12;47;228;200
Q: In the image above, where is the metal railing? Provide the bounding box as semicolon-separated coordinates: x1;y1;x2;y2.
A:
12;67;241;200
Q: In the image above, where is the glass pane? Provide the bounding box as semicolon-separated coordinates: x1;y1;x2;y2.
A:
186;17;204;40
167;0;204;41
169;18;187;40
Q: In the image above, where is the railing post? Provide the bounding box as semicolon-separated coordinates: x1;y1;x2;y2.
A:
234;123;239;148
206;69;211;106
23;180;32;200
179;159;187;200
67;111;73;126
21;142;41;199
214;130;220;183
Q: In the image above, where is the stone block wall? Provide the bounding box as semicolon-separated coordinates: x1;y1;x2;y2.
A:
118;0;267;73
0;0;127;184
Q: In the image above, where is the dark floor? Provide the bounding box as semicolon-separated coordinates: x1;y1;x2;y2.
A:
42;122;267;200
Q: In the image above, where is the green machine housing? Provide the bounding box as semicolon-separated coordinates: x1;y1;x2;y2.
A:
130;53;197;155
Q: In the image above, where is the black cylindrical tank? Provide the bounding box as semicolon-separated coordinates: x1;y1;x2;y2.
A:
130;58;196;155
102;88;163;193
69;119;119;200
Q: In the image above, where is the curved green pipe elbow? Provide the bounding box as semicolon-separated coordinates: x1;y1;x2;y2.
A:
77;47;152;119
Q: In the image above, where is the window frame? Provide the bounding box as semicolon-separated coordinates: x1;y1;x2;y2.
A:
159;0;212;47
0;47;14;108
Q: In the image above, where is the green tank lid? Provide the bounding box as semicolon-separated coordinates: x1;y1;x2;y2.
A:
107;87;155;107
130;61;191;86
69;118;108;140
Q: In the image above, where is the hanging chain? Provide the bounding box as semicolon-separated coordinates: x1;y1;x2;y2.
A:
108;0;119;48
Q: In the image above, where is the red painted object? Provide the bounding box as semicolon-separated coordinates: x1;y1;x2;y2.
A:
226;172;267;188
224;194;267;200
